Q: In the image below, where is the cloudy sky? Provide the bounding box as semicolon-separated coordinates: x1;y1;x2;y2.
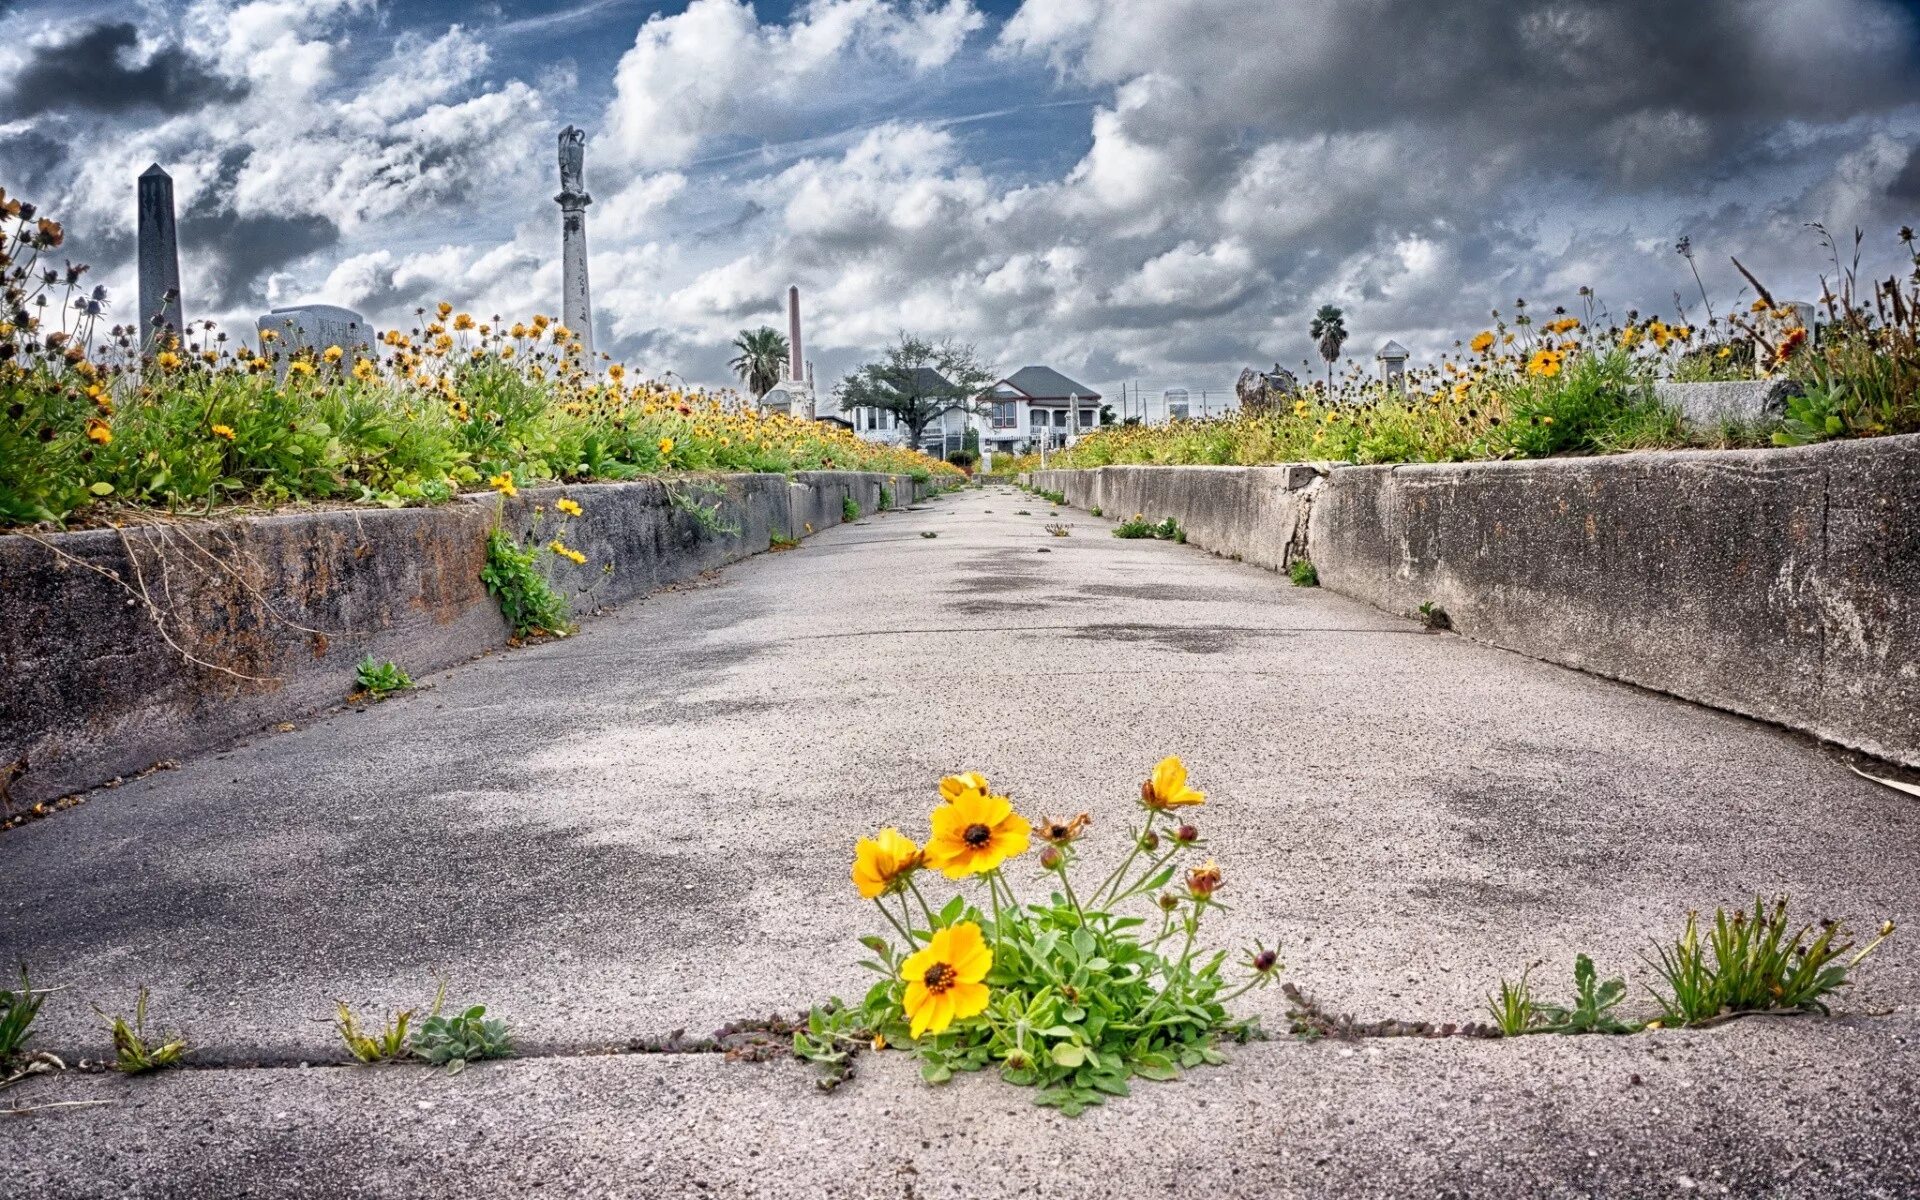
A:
3;0;1918;401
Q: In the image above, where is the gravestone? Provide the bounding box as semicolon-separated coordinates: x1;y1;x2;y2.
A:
137;165;185;348
1236;363;1298;411
1374;340;1410;391
255;304;370;376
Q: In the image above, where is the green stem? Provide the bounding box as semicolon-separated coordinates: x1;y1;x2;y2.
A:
1106;848;1180;908
873;898;915;946
1092;811;1159;906
905;877;938;928
1055;859;1087;924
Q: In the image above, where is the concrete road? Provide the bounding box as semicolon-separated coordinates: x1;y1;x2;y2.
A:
5;484;1918;1197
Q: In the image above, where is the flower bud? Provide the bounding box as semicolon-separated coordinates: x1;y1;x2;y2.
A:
1039;846;1062;871
1186;861;1223;901
1174;823;1199;845
1157;891;1180;912
1252;948;1278;973
1138;830;1160;852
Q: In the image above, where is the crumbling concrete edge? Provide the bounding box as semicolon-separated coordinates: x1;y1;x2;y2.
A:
0;471;944;806
1031;437;1919;768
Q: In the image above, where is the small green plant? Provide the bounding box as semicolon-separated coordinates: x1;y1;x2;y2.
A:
1288;559;1319;587
335;998;417;1064
0;966;49;1062
665;480;742;537
879;485;894;509
97;988;187;1073
770;532;801;550
1417;600;1451;630
413;989;512;1075
1089;506;1103;517
1014;509;1032;516
1113;516;1183;541
1772;385;1847;447
920;531;939;539
481;529;571;638
1484;964;1543;1036
1044;523;1071;537
842;496;861;521
1538;954;1636;1035
353;655;412;698
1644;898;1895;1026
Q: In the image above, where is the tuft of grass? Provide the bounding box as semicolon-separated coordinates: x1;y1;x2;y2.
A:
879;485;894;509
0;965;50;1062
96;988;187;1074
1417;600;1451;630
1288;559;1319;587
842;495;860;522
353;655;412;699
1485;964;1543;1036
481;529;572;638
769;532;801;550
1089;506;1103;517
920;531;939;539
1643;897;1895;1026
335;998;417;1064
1044;523;1071;537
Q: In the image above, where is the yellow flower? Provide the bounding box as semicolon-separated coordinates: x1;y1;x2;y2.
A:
556;498;582;517
925;790;1030;879
657;437;675;457
211;424;236;441
84;418;112;446
488;472;518;498
548;539;586;564
1141;755;1205;810
608;363;625;382
899;922;992;1039
154;350;182;370
322;345;344;364
938;771;991;805
437;301;453;318
287;359;315;377
1526;349;1562;378
452;313;475;332
352;358;377;381
1469;331;1495;354
1544;317;1580;336
260;329;278;343
1619;326;1643;349
852;827;922;899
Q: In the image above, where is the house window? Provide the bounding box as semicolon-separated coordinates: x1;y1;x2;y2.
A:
1053;409;1067;427
992;401;1016;429
1029;409;1048;429
1079;407;1096;428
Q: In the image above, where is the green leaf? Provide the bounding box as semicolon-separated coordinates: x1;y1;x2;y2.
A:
1050;1042;1086;1068
939;895;966;927
88;481;114;496
921;1061;953;1085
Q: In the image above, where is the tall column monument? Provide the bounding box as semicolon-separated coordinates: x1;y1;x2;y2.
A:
555;126;594;359
137;164;184;348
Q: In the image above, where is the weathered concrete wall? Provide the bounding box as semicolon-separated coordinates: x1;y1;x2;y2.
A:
1032;465;1321;574
1033;436;1919;766
0;471;930;804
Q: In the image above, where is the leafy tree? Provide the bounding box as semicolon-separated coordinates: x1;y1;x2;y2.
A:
1310;304;1348;391
1099;403;1116;426
835;333;996;448
729;326;789;398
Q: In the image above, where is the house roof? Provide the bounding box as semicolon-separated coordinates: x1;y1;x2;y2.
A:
997;365;1100;402
904;366;955;391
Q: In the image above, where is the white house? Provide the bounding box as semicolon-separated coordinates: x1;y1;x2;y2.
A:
980;366;1103;455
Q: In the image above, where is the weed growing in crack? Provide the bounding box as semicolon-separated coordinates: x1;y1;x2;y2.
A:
412;984;512;1075
482;529;572;639
335;998;418;1064
842;496;860;522
1044;523;1071;537
0;966;49;1062
1113;515;1182;542
1090;506;1103;517
920;531;938;539
769;532;801;550
1642;898;1895;1027
96;988;186;1073
800;758;1282;1116
1485;964;1544;1036
352;655;412;699
1289;559;1319;587
1539;954;1636;1034
880;485;894;509
1417;600;1451;630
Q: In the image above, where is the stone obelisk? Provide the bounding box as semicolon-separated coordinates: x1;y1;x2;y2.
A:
555;126;593;360
786;285;815;419
137;164;184;348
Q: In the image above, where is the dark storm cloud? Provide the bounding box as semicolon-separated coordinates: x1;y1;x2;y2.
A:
2;22;247;118
178;151;340;311
0;129;68;191
1891;145;1920;202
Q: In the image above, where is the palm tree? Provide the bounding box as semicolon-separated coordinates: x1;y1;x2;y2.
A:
729;327;789;398
1309;304;1348;393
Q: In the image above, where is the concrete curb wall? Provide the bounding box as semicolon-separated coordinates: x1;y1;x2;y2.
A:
1034;435;1919;766
0;471;929;804
1034;465;1321;573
